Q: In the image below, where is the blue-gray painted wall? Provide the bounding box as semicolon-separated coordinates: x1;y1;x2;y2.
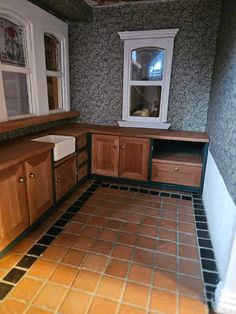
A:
207;0;236;203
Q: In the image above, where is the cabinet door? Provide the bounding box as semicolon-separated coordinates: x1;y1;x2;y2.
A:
24;151;53;224
55;156;77;201
119;137;150;180
92;134;119;177
0;163;29;250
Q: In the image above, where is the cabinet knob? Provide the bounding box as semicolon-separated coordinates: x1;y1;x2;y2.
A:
18;176;24;183
29;173;35;179
120;145;125;149
174;167;179;172
114;145;118;149
57;178;62;183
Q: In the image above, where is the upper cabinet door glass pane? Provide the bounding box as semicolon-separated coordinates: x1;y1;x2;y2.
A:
44;33;61;71
131;47;165;81
0;18;26;66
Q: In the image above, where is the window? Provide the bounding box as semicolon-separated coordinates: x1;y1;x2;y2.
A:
44;33;63;111
0;1;70;122
118;29;178;129
0;17;32;119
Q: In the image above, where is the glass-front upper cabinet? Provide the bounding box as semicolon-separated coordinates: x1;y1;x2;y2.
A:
118;30;178;129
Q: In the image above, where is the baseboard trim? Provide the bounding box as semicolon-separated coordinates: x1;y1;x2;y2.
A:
214;281;236;314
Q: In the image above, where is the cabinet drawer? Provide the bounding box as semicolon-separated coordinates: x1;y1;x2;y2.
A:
152;162;202;187
77;134;87;150
55;156;77;201
78;164;88;181
77;149;88;166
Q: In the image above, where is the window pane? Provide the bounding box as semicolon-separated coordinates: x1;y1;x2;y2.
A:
0;18;26;66
44;33;61;71
47;76;62;110
131;48;165;81
3;72;30;117
130;86;161;118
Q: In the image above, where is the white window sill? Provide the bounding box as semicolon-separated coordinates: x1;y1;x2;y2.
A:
117;120;171;129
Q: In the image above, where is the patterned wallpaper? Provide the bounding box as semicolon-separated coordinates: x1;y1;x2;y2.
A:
207;0;236;203
69;0;221;131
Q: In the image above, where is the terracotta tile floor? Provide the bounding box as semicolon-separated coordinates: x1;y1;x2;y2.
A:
0;180;217;313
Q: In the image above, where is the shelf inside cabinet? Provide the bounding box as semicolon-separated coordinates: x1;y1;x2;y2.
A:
152;152;202;167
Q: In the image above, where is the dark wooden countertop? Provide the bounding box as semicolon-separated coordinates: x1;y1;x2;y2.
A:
0;123;209;170
0;140;54;171
52;123;209;143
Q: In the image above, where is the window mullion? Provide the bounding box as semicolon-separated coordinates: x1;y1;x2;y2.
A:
0;71;8;121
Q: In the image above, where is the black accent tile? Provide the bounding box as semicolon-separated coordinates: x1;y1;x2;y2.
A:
203;271;219;285
195;215;207;222
3;268;26;284
192;193;201;198
101;183;110;188
200;248;215;259
0;282;14;300
182;195;192;200
53;219;68;228
17;255;37;269
150;190;159;195
129;188;139;192
119;186;128;190
73;200;84;207
171;194;180;199
160;192;170;197
207;292;213;301
193;199;203;205
78;196;89;202
139;189;149;194
206;285;217;292
87;187;97;192
61;212;75;220
197;230;210;239
194;210;206;216
67;206;80;214
94;181;102;185
38;235;55;246
27;244;47;256
194;204;204;209
202;259;218;272
110;185;119;189
83;192;93;197
196;222;209;230
46;226;63;236
198;239;213;248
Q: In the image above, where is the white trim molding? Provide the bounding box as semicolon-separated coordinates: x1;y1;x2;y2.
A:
118;29;178;129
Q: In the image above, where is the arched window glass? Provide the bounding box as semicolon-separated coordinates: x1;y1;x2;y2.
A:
131;47;165;81
44;33;62;111
44;33;60;71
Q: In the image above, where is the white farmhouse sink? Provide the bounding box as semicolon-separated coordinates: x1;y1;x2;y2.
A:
31;135;76;161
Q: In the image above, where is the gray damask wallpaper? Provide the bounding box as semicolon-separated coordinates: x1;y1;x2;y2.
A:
69;0;221;131
207;0;236;203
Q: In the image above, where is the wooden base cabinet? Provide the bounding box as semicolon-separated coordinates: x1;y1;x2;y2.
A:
55;156;77;201
24;151;53;224
92;134;150;181
0;164;29;251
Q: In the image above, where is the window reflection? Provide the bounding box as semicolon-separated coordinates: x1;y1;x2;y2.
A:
131;47;165;81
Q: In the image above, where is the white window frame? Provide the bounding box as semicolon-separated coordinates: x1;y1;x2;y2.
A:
0;0;70;122
118;29;178;129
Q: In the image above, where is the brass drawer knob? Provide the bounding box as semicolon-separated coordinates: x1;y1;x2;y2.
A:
29;173;35;179
57;178;62;183
18;176;24;183
114;145;118;149
174;167;179;172
120;145;125;149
